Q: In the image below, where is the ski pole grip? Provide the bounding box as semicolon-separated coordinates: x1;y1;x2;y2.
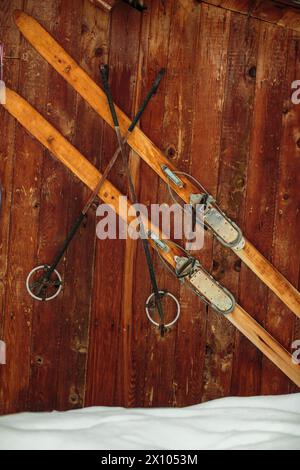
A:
100;64;119;128
128;68;165;133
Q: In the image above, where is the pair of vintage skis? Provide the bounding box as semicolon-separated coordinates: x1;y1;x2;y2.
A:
13;10;300;319
4;87;300;387
2;11;300;387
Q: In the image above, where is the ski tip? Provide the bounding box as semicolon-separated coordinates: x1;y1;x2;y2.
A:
13;9;24;24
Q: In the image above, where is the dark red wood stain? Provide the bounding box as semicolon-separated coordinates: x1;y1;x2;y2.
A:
191;3;231;403
212;13;260;400
261;31;300;395
85;1;142;407
0;0;299;414
0;0;24;414
55;0;111;412
235;22;289;396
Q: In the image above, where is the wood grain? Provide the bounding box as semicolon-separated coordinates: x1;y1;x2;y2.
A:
26;0;85;413
56;0;110;412
164;0;202;408
261;31;300;395
234;22;289;395
210;13;260;400
191;3;231;403
86;1;142;407
127;0;174;408
0;0;58;414
0;0;24;414
202;0;300;32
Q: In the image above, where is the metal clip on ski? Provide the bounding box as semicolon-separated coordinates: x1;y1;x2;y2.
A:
148;230;170;253
161;165;184;188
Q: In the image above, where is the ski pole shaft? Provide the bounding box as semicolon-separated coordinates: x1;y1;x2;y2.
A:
101;65;166;333
40;68;164;287
82;67;165;214
47;211;86;273
100;64;118;127
128;68;165;132
35;211;86;296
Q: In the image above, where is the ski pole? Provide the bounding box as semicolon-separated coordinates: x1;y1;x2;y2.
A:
31;68;164;300
82;66;165;214
100;64;166;336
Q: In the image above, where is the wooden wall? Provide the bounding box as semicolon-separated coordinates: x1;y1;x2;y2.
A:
0;0;299;414
203;1;300;31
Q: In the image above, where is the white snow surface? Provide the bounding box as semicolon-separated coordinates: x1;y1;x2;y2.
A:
0;394;299;450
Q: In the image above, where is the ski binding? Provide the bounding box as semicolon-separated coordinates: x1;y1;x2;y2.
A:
189;193;245;250
175;256;236;315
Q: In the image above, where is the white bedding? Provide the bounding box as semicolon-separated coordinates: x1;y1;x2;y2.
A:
0;393;299;450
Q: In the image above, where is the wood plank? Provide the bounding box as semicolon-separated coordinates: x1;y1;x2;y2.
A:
254;1;300;30
85;1;141;407
27;0;85;412
209;13;260;400
109;2;142;407
189;3;231;403
203;0;300;33
117;5;145;407
0;0;58;414
204;0;259;13
295;279;300;393
261;31;300;394
56;0;110;412
125;0;174;407
138;0;202;408
26;0;66;412
163;0;203;407
291;33;300;395
232;21;289;396
0;0;24;414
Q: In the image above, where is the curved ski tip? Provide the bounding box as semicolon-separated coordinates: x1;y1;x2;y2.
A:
13;10;24;24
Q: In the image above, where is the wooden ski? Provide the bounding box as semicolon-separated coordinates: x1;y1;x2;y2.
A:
13;10;300;320
2;87;300;388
